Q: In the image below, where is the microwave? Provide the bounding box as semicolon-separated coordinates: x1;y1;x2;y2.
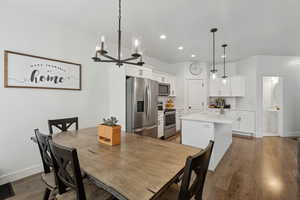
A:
158;83;170;96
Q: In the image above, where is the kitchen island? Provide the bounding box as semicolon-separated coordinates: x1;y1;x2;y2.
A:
181;112;233;171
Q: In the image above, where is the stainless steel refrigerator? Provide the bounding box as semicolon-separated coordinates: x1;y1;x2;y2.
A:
126;77;158;138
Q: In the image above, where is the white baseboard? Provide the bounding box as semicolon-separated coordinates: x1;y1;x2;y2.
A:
0;164;43;185
263;132;280;137
284;131;300;137
232;130;254;137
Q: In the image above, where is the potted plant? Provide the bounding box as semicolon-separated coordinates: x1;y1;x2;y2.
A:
98;117;121;146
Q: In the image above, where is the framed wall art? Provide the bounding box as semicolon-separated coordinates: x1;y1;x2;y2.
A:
4;50;81;90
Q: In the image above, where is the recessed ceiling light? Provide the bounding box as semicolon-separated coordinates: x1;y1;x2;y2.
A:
221;54;227;58
191;54;196;58
178;46;184;50
160;34;167;39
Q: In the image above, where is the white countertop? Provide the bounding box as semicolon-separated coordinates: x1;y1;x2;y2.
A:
180;112;233;124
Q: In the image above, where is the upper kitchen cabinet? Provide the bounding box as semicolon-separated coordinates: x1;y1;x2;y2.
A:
209;78;231;97
125;65;152;79
209;76;245;97
231;76;245;97
153;71;176;96
152;71;169;83
168;75;176;97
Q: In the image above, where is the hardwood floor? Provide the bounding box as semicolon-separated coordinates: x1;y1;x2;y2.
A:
8;136;299;200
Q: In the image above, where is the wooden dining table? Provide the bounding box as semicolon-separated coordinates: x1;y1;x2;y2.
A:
43;127;200;200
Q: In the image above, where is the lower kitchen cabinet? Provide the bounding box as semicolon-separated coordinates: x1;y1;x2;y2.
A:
158;112;164;138
230;110;256;135
176;110;184;132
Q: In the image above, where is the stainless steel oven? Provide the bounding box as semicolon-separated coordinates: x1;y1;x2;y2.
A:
164;109;176;138
158;83;170;96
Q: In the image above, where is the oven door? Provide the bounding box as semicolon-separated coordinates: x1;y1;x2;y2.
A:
164;111;176;129
158;83;170;96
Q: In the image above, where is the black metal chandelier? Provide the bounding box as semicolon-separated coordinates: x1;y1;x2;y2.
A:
210;28;218;79
221;44;228;80
92;0;144;67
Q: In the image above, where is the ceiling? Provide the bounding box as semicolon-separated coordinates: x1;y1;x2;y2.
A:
3;0;300;64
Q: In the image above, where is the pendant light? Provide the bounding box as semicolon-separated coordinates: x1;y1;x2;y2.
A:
221;44;228;84
210;28;218;79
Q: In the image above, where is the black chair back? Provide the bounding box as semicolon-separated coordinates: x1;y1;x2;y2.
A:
178;140;214;200
49;140;86;200
34;129;53;173
48;117;78;135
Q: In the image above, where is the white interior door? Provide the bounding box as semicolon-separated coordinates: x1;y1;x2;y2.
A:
187;79;206;113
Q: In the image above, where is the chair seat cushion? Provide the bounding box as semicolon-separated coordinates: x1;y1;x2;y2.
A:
41;172;56;189
56;180;112;200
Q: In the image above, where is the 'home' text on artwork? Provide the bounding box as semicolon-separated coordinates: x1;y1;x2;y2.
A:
30;70;64;84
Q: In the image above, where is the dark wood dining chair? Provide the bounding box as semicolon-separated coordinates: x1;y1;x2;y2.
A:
298;138;300;183
34;129;56;200
159;140;214;200
48;140;113;200
48;117;78;135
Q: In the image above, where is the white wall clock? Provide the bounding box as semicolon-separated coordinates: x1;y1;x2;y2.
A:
189;62;203;76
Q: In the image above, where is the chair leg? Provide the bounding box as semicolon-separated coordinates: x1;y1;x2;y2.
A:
43;188;51;200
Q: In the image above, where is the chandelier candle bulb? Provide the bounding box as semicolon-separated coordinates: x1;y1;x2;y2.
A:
134;39;139;53
100;36;105;50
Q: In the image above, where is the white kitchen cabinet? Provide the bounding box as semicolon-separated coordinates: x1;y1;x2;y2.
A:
152;71;169;83
239;111;255;133
209;76;245;97
158;112;164;138
219;78;231;96
152;71;161;82
231;76;245;97
209;78;220;97
169;75;176;97
231;110;256;135
125;66;152;79
209;78;231;97
176;109;184;131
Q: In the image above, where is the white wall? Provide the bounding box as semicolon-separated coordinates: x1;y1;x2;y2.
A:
0;9;174;184
256;56;300;137
235;57;258;111
0;11;113;184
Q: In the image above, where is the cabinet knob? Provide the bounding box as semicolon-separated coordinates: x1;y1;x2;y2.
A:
188;106;191;109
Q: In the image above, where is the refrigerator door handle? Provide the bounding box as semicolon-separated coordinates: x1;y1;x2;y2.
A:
144;125;157;130
134;128;144;132
148;83;151;120
145;85;148;118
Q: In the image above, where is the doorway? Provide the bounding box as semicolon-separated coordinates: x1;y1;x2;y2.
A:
186;79;206;113
262;76;283;137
